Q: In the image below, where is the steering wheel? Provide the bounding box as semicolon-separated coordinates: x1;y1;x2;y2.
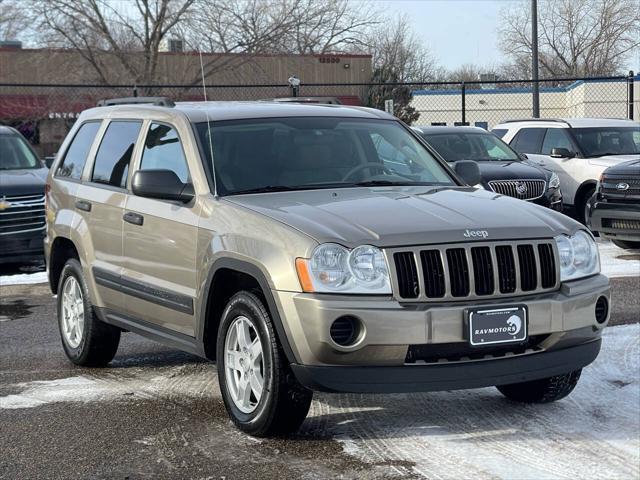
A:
342;162;393;181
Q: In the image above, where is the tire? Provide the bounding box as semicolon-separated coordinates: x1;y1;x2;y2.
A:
612;240;640;250
57;258;121;366
497;369;582;403
578;187;596;225
217;291;312;437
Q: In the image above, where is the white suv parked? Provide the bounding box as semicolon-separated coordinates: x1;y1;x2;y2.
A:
492;118;640;223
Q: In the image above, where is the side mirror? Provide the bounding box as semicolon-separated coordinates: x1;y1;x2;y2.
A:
550;147;573;159
132;169;194;203
44;156;56;168
454;160;482;186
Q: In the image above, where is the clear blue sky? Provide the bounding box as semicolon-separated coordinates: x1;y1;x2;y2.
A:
377;0;640;72
378;0;518;69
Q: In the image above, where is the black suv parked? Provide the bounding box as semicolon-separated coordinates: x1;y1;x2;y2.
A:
0;126;48;264
414;126;562;210
588;159;640;250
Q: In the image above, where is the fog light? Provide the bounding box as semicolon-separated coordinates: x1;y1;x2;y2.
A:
595;296;609;324
329;316;361;346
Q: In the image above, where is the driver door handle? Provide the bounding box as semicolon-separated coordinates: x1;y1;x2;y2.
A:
123;211;144;226
75;200;92;212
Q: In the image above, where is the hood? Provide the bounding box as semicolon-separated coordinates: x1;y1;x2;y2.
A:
0;167;48;196
602;158;640;175
462;160;548;182
225;186;581;247
588;154;640;168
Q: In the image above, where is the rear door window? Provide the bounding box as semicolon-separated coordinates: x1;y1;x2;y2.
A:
140;123;190;182
511;128;545;154
91;121;142;188
56;121;101;179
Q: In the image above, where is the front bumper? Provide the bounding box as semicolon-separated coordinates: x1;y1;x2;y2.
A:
292;337;601;393
533;187;563;211
0;228;45;264
588;200;640;242
274;273;609;367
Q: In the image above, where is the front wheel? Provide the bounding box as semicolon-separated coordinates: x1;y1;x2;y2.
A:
217;291;312;437
578;187;596;225
612;240;640;250
497;369;582;403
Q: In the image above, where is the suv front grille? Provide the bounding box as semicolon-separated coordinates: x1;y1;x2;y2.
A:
0;194;46;236
388;240;559;302
488;179;546;201
600;175;640;203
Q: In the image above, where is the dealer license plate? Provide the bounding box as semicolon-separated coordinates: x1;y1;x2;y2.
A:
468;306;527;346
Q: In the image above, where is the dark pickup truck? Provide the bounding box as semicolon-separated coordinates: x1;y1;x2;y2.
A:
588;159;640;250
0;126;48;264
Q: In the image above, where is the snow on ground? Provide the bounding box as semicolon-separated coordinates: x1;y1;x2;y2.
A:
1;325;639;479
0;240;638;286
0;271;48;286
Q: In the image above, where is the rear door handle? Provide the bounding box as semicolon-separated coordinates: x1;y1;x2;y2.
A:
75;200;92;212
123;211;144;226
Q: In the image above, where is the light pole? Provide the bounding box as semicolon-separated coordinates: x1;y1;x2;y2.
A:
531;0;540;118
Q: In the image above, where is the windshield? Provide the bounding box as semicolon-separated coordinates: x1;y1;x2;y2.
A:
0;134;40;170
420;131;520;162
196;117;455;195
572;127;640;157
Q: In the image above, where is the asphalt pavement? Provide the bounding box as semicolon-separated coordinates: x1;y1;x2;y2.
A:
1;274;638;479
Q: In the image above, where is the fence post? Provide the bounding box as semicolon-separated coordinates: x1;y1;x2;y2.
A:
461;82;466;125
628;70;635;121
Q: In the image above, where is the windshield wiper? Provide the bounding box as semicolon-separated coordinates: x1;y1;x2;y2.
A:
350;180;418;187
227;185;305;195
585;152;637;158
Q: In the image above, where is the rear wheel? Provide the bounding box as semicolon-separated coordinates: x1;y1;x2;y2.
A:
612;240;640;250
57;258;121;366
497;369;581;403
217;291;312;437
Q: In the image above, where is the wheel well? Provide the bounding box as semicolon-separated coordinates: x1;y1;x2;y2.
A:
49;237;79;294
203;268;264;360
575;181;597;208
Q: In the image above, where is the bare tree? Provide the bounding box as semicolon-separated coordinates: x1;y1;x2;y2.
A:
32;0;195;84
499;0;640;77
0;0;30;41
367;14;440;83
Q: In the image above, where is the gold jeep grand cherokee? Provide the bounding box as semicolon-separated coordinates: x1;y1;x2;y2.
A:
45;98;610;436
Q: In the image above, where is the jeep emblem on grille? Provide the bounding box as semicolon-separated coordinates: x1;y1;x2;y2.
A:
463;229;489;239
617;182;630;191
516;182;528;195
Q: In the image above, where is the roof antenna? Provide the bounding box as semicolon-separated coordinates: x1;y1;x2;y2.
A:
199;49;218;197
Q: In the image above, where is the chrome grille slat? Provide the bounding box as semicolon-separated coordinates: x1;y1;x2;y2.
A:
387;240;559;302
0;194;46;235
488;179;546;201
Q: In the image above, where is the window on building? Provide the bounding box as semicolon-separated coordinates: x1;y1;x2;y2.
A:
140;123;190;183
91;121;142;188
56;122;101;179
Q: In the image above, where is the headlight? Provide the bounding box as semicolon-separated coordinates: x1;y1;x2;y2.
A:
549;172;560;189
297;243;391;294
554;231;599;281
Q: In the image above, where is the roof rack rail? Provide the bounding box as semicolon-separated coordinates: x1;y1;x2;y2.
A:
501;118;571;126
97;97;175;107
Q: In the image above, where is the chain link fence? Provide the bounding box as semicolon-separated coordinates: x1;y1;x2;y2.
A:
1;74;636;156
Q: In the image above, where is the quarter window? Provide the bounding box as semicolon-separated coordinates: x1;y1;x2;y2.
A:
91;121;142;188
541;128;573;155
140;123;190;182
511;128;545;154
56;122;101;179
